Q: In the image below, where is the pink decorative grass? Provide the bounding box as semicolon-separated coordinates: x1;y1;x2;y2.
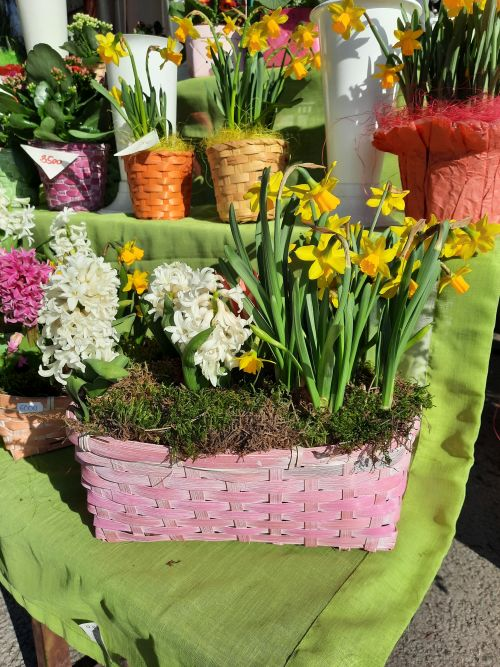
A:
32;141;109;211
70;421;419;550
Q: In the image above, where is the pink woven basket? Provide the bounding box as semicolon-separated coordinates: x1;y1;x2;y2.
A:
70;421;419;550
31;141;109;211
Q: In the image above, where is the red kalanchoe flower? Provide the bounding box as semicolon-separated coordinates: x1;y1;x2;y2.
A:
0;64;24;78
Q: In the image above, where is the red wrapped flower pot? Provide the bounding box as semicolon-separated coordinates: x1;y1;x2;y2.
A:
373;98;500;222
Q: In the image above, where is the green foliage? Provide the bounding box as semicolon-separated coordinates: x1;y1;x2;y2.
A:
368;0;500;107
0;44;110;143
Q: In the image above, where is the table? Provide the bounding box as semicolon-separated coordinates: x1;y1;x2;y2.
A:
1;238;497;666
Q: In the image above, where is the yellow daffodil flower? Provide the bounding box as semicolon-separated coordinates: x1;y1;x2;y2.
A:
442;0;474;17
238;349;267;374
159;37;183;67
260;8;288;39
293;165;341;221
438;266;472;294
118;241;144;266
172;17;200;43
373;63;404;89
393;29;424;57
206;38;217;60
244;171;289;212
352;234;398;279
295;237;346;281
96;32;128;65
380;259;421;299
366;183;410;216
328;0;366;40
110;85;123;106
310;52;321;71
472;215;500;253
242;24;269;56
291;22;318;50
288;243;296;263
124;269;149;295
223;15;240;36
449;216;500;259
284;55;310;80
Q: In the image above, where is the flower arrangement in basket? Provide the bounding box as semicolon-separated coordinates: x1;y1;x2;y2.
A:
176;6;319;222
332;0;500;221
0;189;75;459
48;164;499;547
0;45;112;211
92;33;193;220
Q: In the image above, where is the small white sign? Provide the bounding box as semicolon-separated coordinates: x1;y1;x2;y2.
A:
79;622;107;652
115;129;159;157
21;144;79;180
17;401;44;415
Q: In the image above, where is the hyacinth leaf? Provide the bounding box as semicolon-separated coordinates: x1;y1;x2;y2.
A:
181;327;214;391
113;313;136;335
84;357;130;382
66;375;89;422
405;323;432;352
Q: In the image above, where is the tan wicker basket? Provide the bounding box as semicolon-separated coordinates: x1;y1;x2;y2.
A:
124;149;194;220
0;394;70;460
206;138;289;223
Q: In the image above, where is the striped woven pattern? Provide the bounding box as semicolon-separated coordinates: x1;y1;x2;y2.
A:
32;141;109;212
124;150;194;220
0;394;70;460
72;423;419;550
206;138;289;223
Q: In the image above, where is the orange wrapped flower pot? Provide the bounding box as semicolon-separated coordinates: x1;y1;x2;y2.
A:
373;99;500;222
206;138;289;223
0;394;71;460
124;149;194;220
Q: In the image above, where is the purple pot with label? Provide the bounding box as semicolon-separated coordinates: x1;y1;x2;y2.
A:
31;141;109;211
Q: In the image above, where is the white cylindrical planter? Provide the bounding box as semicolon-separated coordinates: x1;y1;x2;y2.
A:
101;34;178;213
311;0;421;223
186;25;236;78
16;0;68;55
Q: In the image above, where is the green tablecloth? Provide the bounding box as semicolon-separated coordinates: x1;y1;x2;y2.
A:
2;75;498;666
0;238;498;666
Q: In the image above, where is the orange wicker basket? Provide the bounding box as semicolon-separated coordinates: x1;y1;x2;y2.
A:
124;149;194;220
206;138;289;223
0;394;70;460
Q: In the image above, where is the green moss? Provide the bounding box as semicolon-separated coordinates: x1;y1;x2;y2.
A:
83;362;431;461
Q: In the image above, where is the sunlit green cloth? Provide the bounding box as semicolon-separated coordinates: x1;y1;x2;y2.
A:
1;74;498;666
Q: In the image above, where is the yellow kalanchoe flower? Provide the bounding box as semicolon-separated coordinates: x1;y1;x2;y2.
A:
124;269;149;295
291;22;318;50
328;0;366;40
393;29;424;57
241;24;269;56
96;32;128;65
260;8;288;39
118;241;144;266
373;63;404;89
160;37;183;67
438;266;472;295
352;234;398;279
238;350;264;374
171;17;200;43
366;183;410;216
284;55;310;80
223;16;240;36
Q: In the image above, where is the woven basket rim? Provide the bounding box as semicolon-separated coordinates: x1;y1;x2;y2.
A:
206;137;289;152
69;409;420;468
0;392;69;403
125;149;195;159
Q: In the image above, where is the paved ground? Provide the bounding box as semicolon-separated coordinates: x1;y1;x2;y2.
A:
1;348;499;667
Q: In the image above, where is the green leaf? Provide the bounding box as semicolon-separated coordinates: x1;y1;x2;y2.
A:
181;327;214;391
84;357;130;381
69;128;113;140
113;313;136;335
66;375;89;422
26;44;70;86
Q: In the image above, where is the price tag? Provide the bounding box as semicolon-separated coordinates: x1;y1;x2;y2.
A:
22;144;79;180
17;401;44;415
115;129;160;157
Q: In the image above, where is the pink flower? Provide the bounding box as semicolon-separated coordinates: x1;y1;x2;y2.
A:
0;249;53;328
16;355;28;368
7;332;23;354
